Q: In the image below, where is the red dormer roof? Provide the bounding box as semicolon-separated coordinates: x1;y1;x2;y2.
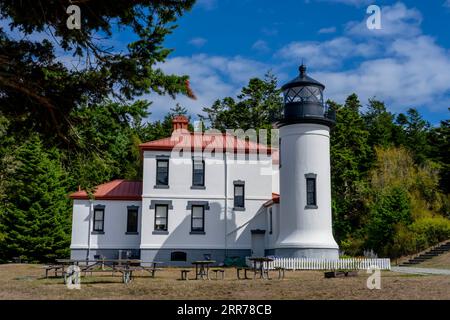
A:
70;180;142;201
263;193;280;207
139;131;274;155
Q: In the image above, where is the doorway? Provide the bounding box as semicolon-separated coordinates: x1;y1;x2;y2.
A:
251;229;266;257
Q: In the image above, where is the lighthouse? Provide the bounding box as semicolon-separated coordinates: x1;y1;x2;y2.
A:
275;64;339;259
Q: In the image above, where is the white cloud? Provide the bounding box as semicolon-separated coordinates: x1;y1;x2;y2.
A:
346;2;422;38
252;40;270;53
276;2;450;116
318;26;337;34
444;1;450;8
276;37;377;69
188;37;207;48
147;55;271;121
316;35;450;113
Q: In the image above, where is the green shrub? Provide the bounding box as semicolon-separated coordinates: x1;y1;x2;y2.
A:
410;217;450;249
365;186;411;256
340;237;365;257
390;224;418;257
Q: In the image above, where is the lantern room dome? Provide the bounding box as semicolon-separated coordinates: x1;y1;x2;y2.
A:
281;64;325;91
277;64;335;128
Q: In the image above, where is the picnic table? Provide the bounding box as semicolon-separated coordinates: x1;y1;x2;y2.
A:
248;257;274;280
52;259;165;284
140;261;164;278
55;259;142;283
192;260;216;280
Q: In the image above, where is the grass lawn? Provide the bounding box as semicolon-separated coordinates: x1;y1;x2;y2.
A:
1;263;449;300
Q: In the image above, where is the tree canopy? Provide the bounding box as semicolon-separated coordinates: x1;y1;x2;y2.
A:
0;0;195;144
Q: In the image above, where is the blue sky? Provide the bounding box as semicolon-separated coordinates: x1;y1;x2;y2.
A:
145;0;450;125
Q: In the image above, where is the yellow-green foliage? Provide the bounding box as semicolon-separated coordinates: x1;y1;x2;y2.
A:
370;147;444;219
410;217;450;248
364;147;450;257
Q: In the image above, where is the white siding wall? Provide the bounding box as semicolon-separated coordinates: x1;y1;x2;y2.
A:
265;203;280;250
140;150;273;250
70;149;276;253
70;199;142;250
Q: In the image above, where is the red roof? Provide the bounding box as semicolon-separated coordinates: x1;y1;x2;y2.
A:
139;131;273;154
263;193;280;207
70;180;142;201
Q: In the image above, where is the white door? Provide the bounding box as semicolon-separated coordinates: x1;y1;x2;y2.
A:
251;231;266;257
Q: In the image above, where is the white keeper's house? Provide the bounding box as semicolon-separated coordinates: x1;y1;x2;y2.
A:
69;65;340;265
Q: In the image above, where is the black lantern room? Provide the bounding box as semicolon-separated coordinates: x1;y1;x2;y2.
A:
277;64;335;127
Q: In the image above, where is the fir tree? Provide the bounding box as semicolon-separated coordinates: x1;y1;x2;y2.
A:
0;135;71;262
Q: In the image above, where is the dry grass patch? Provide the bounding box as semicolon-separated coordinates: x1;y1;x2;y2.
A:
0;264;449;300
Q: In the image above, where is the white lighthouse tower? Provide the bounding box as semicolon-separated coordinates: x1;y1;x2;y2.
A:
275;64;339;259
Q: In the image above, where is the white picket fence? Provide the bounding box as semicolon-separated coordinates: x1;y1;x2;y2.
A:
245;257;391;271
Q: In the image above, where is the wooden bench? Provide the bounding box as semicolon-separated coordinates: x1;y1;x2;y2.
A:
142;267;163;278
236;267;252;280
180;269;191;280
43;265;64;278
114;266;142;284
211;269;225;280
274;267;286;279
324;270;358;278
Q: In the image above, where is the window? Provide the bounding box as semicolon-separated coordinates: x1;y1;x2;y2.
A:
305;173;317;208
192;159;205;187
126;207;138;233
156;159;169;186
171;251;187;262
269;207;273;235
93;207;105;232
191;205;205;233
234;181;245;210
154;204;168;231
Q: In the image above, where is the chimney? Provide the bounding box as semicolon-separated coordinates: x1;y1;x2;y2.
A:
172;115;189;132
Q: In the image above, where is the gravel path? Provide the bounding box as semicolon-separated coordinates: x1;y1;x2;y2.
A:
391;266;450;275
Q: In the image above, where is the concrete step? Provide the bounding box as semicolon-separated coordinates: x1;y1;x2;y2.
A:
416;255;434;259
419;253;438;257
411;257;430;261
429;249;447;252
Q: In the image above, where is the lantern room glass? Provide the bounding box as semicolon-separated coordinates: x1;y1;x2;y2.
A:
284;86;323;104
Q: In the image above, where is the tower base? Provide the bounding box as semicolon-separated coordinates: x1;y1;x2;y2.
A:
274;248;339;260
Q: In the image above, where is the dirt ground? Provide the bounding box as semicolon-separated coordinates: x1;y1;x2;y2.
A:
0;264;449;300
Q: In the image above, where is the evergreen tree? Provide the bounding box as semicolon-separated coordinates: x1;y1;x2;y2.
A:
428;110;450;194
396;108;432;164
329;94;371;241
366;186;412;257
363;99;398;150
0;1;195;144
0;135;71;262
200;72;283;132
